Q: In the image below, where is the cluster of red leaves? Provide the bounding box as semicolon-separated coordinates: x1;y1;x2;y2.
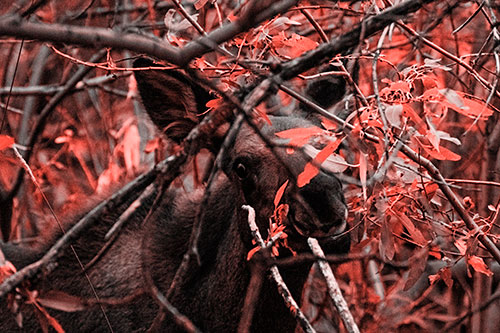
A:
1;0;500;332
247;180;295;260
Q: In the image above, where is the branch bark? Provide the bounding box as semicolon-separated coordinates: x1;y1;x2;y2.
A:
276;0;436;82
308;238;360;333
0;0;299;67
242;205;316;333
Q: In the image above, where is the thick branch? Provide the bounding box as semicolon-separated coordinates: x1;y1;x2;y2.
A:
0;15;182;64
277;0;436;81
0;0;299;67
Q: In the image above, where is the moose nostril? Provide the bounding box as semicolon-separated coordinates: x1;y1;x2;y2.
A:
320;224;333;234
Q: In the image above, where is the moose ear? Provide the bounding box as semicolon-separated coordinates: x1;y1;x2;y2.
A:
133;58;213;143
302;64;347;111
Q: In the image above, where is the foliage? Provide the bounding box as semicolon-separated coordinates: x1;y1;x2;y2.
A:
1;0;500;332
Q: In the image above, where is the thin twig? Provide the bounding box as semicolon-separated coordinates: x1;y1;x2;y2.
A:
11;145;115;333
83;183;157;272
143;267;201;333
0;72;131;96
307;238;360;333
278;84;500;265
0;155;162;299
242;205;316;333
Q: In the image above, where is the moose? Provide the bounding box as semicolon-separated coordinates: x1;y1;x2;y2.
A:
0;58;349;332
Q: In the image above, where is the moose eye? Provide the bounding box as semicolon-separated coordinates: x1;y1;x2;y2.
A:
235;162;249;179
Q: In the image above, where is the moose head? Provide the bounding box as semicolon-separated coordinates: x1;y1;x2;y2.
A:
134;57;348;249
133;57;350;331
0;57;350;333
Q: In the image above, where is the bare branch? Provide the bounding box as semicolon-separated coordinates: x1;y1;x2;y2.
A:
276;0;437;81
0;72;131;96
307;238;359;333
0;0;299;67
0;15;182;64
242;205;316;333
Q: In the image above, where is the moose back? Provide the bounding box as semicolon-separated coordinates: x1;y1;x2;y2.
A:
0;58;349;332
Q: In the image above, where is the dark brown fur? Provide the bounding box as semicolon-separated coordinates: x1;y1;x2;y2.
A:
0;58;349;332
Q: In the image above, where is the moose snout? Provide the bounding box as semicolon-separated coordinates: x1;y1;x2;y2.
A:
292;173;347;238
319;216;347;234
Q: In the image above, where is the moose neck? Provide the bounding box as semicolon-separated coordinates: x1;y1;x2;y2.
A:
146;179;312;332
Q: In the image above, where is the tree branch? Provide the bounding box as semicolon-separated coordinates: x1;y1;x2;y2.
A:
0;15;182;64
0;72;130;96
0;0;299;67
242;205;316;333
276;0;436;82
308;238;359;333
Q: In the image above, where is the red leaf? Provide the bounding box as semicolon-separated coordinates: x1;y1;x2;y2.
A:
435;89;494;120
428;273;439;285
459;93;495;119
272;32;318;58
34;304;65;333
0;261;16;283
417;140;461;161
37;291;86;312
469;255;493;276
402;105;426;134
274;180;289;208
255;106;272;125
321;117;337;130
145;137;163;154
247;246;261;261
393;210;427;246
206;97;224;110
122;124;140;176
429;246;442;260
429;267;453;288
275;126;323;148
0;135;14;151
297;139;339;187
297;163;318;188
379;216;395;261
454;239;467;256
390;80;411;93
26;290;65;333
